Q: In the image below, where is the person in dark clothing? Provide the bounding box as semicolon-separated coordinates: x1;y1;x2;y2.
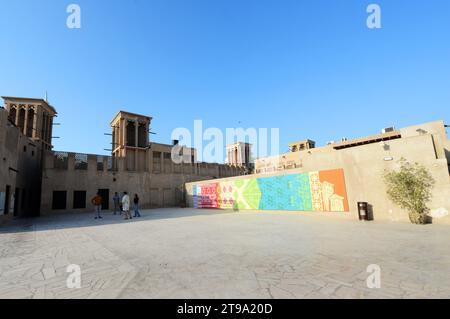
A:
133;194;141;218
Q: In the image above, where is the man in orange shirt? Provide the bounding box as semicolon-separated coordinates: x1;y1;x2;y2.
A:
91;192;103;219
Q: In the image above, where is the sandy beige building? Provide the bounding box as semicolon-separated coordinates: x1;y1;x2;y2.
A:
187;120;450;224
1;97;245;222
2;95;449;224
40;109;246;214
225;142;254;173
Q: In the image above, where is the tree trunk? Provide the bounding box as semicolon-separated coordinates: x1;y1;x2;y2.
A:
409;211;427;225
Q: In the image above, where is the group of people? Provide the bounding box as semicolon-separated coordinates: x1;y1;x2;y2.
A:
90;192;141;220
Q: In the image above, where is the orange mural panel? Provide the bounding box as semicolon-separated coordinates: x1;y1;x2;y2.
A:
318;169;349;212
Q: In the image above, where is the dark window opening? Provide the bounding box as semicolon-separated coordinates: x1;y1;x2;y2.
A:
41;114;48;143
107;157;114;171
8;107;16;124
112;128;117;150
75;154;88;170
126;121;136;147
26;109;35;137
73;191;87;209
17;108;25;132
52;191;67;210
97;156;104;171
97;189;109;210
3;185;11;215
138;123;147;148
54;152;69;170
153;151;161;161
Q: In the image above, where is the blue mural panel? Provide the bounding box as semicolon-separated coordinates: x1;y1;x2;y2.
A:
257;173;312;210
192;185;198;208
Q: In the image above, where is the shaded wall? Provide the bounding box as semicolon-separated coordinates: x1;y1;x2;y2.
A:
0;108;44;223
41;150;245;215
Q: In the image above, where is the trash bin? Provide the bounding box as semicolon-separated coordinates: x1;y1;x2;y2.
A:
358;202;369;221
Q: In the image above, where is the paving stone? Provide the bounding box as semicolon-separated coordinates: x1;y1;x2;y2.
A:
0;208;449;299
41;268;56;280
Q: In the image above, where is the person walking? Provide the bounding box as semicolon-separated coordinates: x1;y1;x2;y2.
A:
113;192;121;215
133;194;141;218
91;192;103;219
119;192;123;215
122;192;131;220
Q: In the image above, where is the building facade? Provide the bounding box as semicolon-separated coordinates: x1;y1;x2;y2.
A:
225;142;254;174
1;97;245;222
0;97;58;223
2;96;449;224
288;139;316;153
187;120;450;224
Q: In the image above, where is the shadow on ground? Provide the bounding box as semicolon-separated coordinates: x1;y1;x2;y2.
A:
0;208;229;234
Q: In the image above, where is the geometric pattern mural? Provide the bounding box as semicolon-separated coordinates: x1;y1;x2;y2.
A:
193;169;349;212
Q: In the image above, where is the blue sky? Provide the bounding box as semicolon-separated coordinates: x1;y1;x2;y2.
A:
1;0;449;159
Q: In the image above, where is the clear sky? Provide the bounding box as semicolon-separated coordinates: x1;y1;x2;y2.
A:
1;0;449;159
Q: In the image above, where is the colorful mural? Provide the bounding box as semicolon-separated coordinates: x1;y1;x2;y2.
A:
192;169;349;212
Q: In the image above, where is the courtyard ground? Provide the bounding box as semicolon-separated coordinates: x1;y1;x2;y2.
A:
0;208;449;299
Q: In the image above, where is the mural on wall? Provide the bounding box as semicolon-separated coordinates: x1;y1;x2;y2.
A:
193;183;219;208
192;169;349;212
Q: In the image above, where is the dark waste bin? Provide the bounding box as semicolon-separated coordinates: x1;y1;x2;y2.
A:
358;202;369;221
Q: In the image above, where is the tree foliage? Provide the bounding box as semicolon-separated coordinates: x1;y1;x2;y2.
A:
383;159;435;224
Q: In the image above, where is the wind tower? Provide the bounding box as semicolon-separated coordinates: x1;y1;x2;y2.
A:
110;111;152;171
2;96;57;150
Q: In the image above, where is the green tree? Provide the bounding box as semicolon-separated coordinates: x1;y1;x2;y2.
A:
383;159;435;224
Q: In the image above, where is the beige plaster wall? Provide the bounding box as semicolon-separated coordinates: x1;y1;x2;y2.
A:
40;150;245;215
187;132;450;225
0;108;44;222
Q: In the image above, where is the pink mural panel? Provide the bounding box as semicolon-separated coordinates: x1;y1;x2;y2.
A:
197;183;219;208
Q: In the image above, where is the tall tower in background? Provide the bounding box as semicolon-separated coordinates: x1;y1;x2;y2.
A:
110;111;152;172
2;96;57;150
226;142;253;174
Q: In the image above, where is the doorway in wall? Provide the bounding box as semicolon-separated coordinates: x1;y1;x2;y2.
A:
163;188;174;207
73;191;87;209
4;185;11;215
13;188;19;216
98;189;109;210
52;191;67;210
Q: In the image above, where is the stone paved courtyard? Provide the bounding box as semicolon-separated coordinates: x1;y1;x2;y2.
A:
0;208;449;299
